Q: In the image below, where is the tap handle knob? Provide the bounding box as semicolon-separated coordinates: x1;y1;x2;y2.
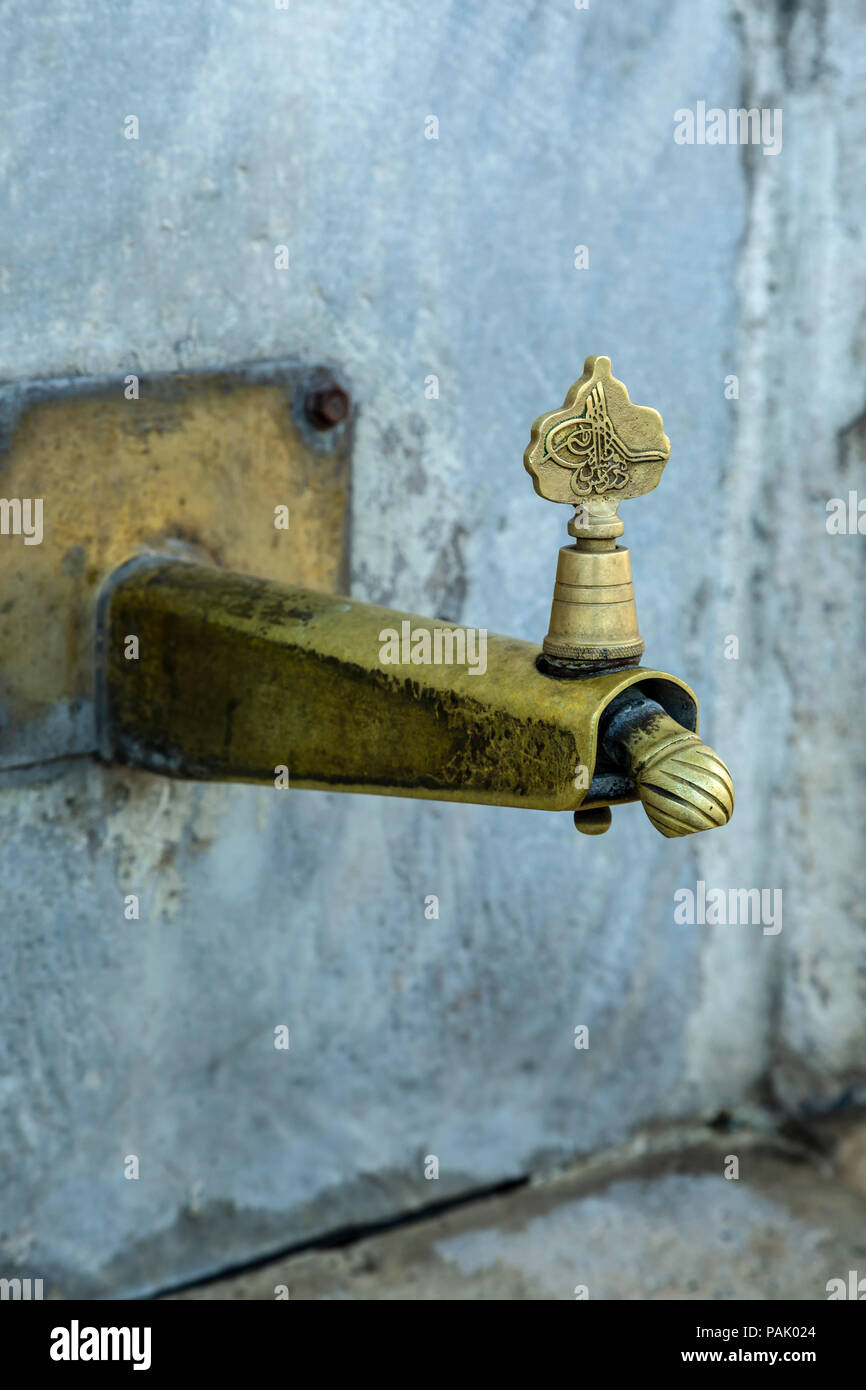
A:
602;691;734;837
524;355;670;541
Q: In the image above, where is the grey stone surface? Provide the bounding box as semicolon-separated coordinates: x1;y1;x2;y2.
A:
167;1122;866;1300
0;0;864;1296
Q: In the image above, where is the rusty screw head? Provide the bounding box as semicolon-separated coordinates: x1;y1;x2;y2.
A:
305;377;350;431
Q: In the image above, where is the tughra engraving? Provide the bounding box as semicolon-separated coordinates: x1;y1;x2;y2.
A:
524;355;670;510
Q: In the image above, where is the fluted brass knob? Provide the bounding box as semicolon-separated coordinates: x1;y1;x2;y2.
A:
632;727;734;837
602;691;734;837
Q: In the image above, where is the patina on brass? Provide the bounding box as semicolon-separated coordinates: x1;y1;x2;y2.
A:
601;687;734;838
524;355;670;665
91;352;733;839
99;558;700;817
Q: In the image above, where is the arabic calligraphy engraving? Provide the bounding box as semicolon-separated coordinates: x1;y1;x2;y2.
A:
543;382;668;497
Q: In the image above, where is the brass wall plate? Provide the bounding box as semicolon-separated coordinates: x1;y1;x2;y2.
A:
0;363;352;773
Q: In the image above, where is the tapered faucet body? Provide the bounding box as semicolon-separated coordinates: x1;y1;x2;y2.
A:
98;559;705;826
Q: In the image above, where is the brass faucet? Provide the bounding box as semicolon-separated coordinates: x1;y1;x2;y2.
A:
98;356;733;839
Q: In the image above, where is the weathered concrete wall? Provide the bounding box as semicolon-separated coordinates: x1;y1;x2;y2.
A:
168;1114;866;1302
0;0;863;1296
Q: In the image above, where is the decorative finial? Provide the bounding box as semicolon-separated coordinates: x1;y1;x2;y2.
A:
526;357;671;666
524;355;670;540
